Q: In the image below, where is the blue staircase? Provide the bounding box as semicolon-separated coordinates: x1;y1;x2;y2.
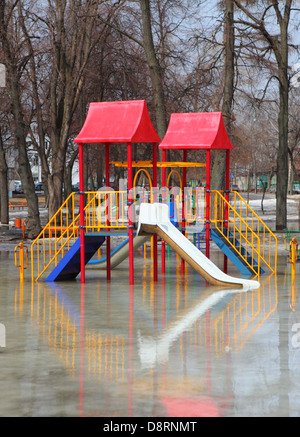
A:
45;235;105;282
210;228;264;275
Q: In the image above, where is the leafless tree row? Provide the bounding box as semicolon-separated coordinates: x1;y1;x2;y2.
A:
0;0;299;236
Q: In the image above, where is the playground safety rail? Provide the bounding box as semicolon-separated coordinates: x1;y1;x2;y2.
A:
30;188;277;281
31;191;128;281
211;190;277;275
211;190;261;276
230;191;277;273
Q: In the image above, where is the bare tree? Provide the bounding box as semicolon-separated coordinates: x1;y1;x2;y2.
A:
211;0;235;191
0;128;8;224
234;0;293;229
288;90;300;185
41;0;104;218
0;0;41;238
139;0;168;139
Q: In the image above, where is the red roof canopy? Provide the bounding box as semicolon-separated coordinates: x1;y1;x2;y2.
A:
74;100;161;144
159;112;233;150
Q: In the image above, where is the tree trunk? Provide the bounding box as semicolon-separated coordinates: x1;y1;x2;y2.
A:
276;74;289;229
211;0;234;191
0;3;41;238
48;144;66;219
64;149;78;200
0;129;9;225
234;0;292;230
140;0;168;142
274;5;290;230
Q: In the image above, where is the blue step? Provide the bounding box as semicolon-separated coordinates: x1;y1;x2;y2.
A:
210;228;264;275
45;235;105;282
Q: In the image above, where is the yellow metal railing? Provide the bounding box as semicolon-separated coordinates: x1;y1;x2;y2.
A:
31;191;128;282
229;191;277;273
30;188;277;281
85;190;127;230
211;190;261;276
31;192;79;282
211;191;277;274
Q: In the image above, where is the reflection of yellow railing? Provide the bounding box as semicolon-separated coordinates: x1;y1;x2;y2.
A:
141;254;278;360
14;282;126;381
16;256;278;387
213;276;277;356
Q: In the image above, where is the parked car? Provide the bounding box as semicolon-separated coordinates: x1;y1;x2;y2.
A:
14;180;23;193
231;184;239;192
72;182;80;192
35;182;44;192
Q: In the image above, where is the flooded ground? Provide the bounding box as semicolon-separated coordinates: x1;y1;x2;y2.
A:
0;243;300;418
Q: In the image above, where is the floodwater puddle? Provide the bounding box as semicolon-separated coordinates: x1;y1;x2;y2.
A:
0;249;300;417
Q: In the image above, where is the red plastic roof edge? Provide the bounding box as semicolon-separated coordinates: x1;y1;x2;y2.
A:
74;100;161;144
159;112;233;150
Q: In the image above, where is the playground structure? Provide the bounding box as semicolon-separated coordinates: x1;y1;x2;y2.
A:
29;100;278;287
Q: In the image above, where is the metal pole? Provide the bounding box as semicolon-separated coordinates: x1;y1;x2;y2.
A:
106;142;111;281
79;143;85;283
206;150;211;259
182;149;187;273
153;142;158;282
127;142;134;285
224;149;230;272
161;149;166;274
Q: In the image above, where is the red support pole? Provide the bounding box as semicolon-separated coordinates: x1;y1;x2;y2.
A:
206;150;211;259
105;142;111;281
161;149;166;275
224;149;230;273
78;143;85;284
153;142;157;188
182;150;187;226
162;149;166;188
127;142;134;285
181;150;187;274
79;282;85;416
225;149;230;206
153;142;158;282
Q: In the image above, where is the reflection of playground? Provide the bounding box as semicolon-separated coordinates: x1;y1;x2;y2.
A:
14;281;127;380
15;269;277;379
11;250;277;416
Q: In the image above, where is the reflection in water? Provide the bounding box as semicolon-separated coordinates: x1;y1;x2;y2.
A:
138;286;252;368
2;249;299;416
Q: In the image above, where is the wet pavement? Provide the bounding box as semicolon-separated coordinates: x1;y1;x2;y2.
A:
0;244;300;418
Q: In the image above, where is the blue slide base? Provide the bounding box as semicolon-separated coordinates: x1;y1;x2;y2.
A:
46;235;105;282
210;228;264;275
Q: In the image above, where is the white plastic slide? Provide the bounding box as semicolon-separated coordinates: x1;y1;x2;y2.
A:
137;203;260;290
87;235;150;270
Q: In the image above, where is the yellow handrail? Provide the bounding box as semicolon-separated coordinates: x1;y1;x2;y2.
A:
211;190;277;274
31;191;129;282
30;188;277;281
31;192;78;281
230;191;277;273
211;190;262;276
